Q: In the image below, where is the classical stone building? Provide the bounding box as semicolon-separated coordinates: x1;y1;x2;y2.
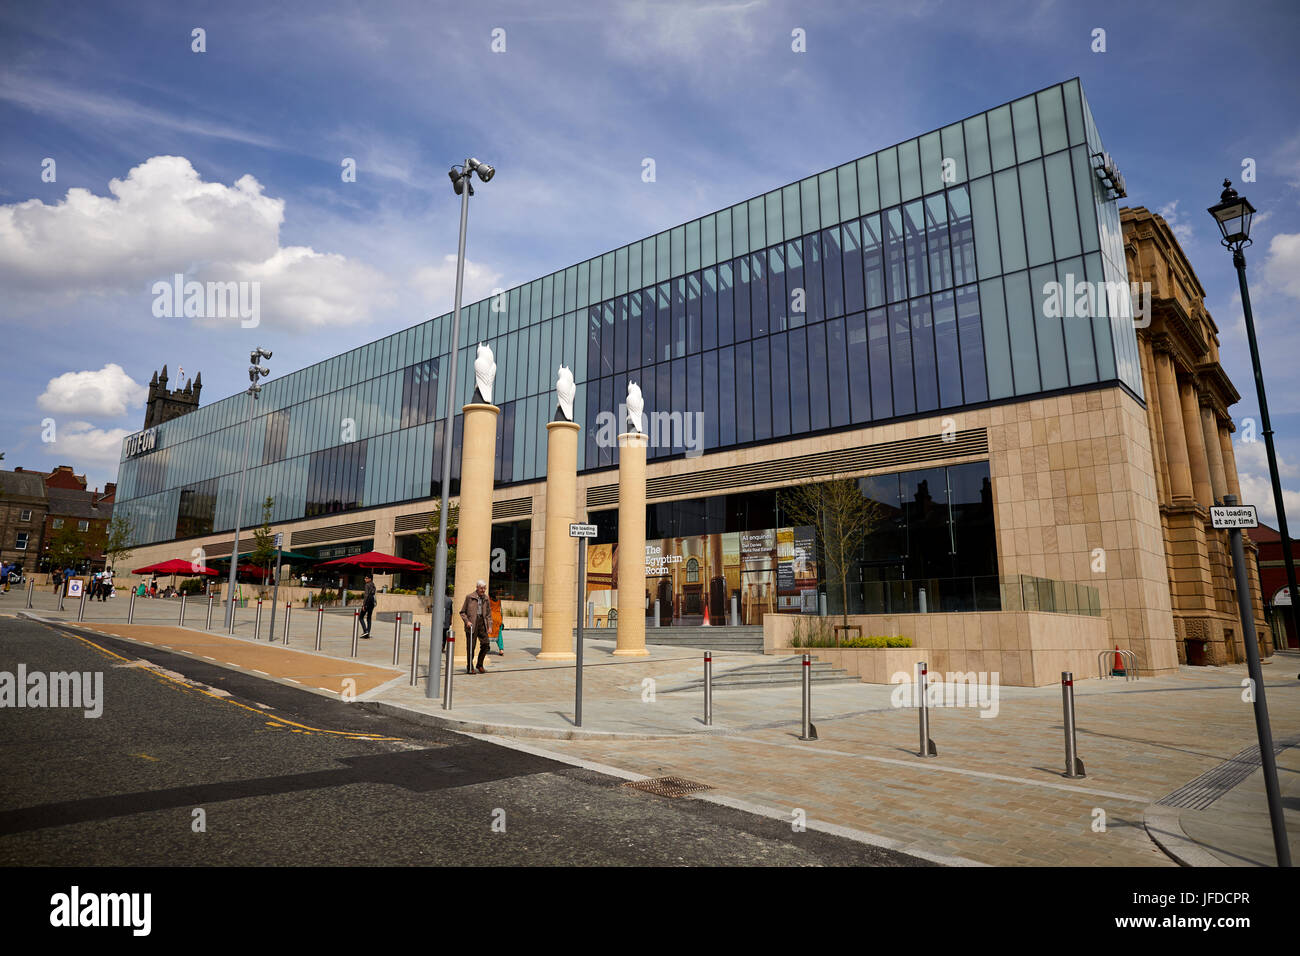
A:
143;366;202;430
1123;205;1270;665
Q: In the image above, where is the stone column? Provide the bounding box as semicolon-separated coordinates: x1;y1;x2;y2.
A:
452;402;499;664
1218;426;1243;502
1201;406;1228;504
539;420;580;660
1154;351;1194;503
616;432;650;657
1179;380;1213;508
1139;340;1170;504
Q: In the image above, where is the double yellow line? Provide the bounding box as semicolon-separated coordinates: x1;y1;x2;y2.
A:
49;624;399;741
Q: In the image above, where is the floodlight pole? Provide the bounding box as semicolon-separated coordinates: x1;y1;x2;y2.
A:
224;386;258;629
427;159;472;699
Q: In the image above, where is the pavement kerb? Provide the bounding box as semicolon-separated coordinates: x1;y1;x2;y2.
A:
1142;804;1227;868
459;731;987;867
365;698;738;741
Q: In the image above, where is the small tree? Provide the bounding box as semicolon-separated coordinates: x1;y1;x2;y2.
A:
47;524;91;572
418;502;457;606
250;496;276;585
104;512;134;571
779;476;882;628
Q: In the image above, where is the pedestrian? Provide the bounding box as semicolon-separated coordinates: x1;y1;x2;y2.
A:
360;575;376;638
0;562;9;593
53;568;63;594
101;568;113;601
459;579;491;674
491;590;505;656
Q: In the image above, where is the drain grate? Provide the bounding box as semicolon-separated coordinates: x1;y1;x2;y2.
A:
1158;735;1299;810
622;776;713;798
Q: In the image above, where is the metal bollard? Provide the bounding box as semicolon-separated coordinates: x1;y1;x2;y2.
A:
442;633;455;709
26;579;34;609
283;605;292;644
351;610;360;657
1062;671;1085;778
704;651;713;726
730;594;739;627
392;613;402;666
254;599;263;641
179;594;187;626
527;604;534;629
128;589;137;624
314;607;324;651
410;623;421;686
228;599;236;635
587;602;595;628
654;599;661;627
205;595;213;629
798;653;818;741
77;590;86;622
917;661;938;757
58;586;65;611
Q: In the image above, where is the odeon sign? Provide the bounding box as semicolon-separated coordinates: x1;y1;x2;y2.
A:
124;427;159;458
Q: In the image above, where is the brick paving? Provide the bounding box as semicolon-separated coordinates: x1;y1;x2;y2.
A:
13;588;1300;866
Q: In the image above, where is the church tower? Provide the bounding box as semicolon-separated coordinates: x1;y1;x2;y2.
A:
143;365;202;429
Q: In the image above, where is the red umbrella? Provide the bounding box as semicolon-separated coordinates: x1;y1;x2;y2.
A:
313;550;425;572
132;559;218;575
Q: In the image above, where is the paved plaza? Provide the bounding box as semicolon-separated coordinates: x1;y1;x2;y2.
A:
6;586;1298;867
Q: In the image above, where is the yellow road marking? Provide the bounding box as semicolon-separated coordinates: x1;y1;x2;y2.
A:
46;625;399;741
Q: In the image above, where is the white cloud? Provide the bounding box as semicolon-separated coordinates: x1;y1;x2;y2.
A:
0;155;389;328
412;255;508;314
1233;438;1300;527
1156;200;1196;246
38;364;147;417
50;421;133;472
1260;232;1300;300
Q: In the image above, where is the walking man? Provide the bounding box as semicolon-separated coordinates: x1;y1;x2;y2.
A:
360;575;377;638
459;579;491;674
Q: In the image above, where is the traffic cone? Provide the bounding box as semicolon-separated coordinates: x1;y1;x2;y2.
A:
702;601;711;627
1112;646;1126;677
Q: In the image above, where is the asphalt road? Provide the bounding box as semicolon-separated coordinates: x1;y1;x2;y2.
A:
0;617;929;866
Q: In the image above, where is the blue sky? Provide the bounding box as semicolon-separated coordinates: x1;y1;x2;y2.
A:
2;0;1299;524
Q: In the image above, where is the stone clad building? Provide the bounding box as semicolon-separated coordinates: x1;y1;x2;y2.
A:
1123;205;1269;664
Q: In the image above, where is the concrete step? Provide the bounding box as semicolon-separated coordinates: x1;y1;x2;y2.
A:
661;657;858;692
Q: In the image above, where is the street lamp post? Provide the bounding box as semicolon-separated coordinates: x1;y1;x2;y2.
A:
224;348;272;630
1208;180;1300;649
426;157;495;700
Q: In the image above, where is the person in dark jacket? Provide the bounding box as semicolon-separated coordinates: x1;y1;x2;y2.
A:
459;580;491;674
360;575;377;637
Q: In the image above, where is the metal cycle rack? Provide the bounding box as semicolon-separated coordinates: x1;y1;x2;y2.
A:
1097;648;1139;681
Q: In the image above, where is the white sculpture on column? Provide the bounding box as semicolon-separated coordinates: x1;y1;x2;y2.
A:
626;381;644;434
473;342;497;405
555;365;575;422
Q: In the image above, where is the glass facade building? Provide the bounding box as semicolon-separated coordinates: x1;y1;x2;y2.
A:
117;78;1138;550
